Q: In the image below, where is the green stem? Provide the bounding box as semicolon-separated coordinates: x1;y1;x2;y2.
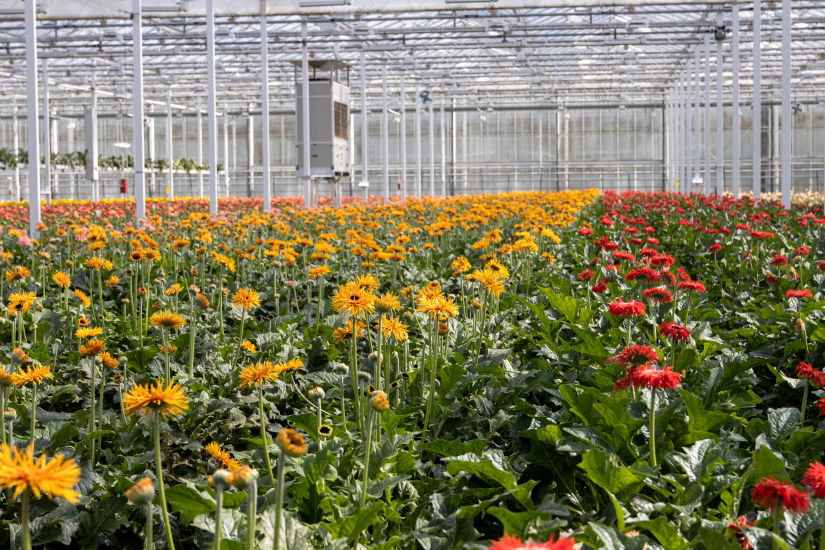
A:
801;379;809;424
89;360;96;465
21;490;31;550
231;310;246;371
188;292;197;378
214;487;223;550
29;384;37;445
154;414;176;550
259;384;276;488
163;328;170;385
218;277;224;339
351;331;363;434
272;451;286;550
649;388;657;467
246;478;258;550
0;387;5;446
772;503;782;550
145;503;154;550
376;317;383;392
360;409;375;508
422;322;439;436
316;397;323;452
473;294;489;370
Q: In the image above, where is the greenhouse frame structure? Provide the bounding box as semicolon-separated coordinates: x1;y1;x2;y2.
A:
1;1;824;236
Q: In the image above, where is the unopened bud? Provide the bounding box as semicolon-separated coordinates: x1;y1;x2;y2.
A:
125;477;155;506
795;317;805;335
370;390;390;413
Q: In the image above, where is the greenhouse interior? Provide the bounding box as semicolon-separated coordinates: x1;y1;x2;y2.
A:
3;1;825;550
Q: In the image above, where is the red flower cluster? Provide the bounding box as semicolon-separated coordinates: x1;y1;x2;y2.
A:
802;462;825;499
708;243;722;253
642;287;673;304
649;253;674;268
769;255;788;266
793;245;809;257
607;299;645;317
578;227;594;236
659;322;690;341
577;270;594;282
726;515;755;550
606;344;659;366
488;534;577;550
677;280;705;293
819;397;825;416
629;365;682;390
750;477;810;513
626;268;660;283
591;279;609;294
786;289;812;299
796;362;825;388
613;251;635;263
750;231;775;239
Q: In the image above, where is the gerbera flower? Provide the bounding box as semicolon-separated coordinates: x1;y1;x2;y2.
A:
607;344;658;366
577;270;594;282
164;284;183;296
96;352;120;370
123;379;189;419
205;442;242;472
79;338;106;357
277;429;308;457
238;361;279;388
73;288;92;308
801;462;825;499
354;273;379;292
124;477;155;505
331;282;376;319
231;288;261;311
5;266;31;284
0;444;81;502
52;271;71;288
273;357;304;375
375;292;402;313
240;340;256;354
11;365;53;387
642;287;673;304
451;256;471;275
770;255;788;266
308;265;331;279
472;269;506;298
416;295;460;321
487;534;577;550
677;280;705;293
379;315;408;342
626;268;660;283
8;291;36;315
726;516;755;550
608;299;645;317
85;257;113;271
659;322;690;342
708;243;722;254
149;310;185;330
612;251;635;263
630;365;682;390
750;477;810;513
786;289;812;299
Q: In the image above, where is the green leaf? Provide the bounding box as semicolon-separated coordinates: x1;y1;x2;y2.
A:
767;407;800;439
578;449;646;500
486;507;552;538
165;483;215;526
633;517;690;550
750;446;789;482
420;439;487;457
258;508;313;550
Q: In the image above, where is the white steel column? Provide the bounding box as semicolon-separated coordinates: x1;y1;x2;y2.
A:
414;84;422;197
300;22;311;208
428;101;435;196
686;70;693;194
25;0;40;233
678;79;685;189
732;2;741;197
207;0;218;214
381;64;389;202
399;74;406;200
167;89;174;199
752;0;762;199
780;0;791;208
148;107;156;197
693;50;701;187
440;104;446;196
359;50;368;200
247;106;253;192
132;0;146;221
197;101;204;198
260;7;271;211
715;39;724;195
42;59;51;205
703;34;711;195
12;105;20;201
223;109;229;197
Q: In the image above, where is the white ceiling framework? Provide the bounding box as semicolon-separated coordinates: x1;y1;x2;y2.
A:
0;1;822;115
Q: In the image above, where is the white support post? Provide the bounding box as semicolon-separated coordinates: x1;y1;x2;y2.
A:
732;1;741;197
300;22;311;208
703;34;711;195
693;49;701;188
381;64;389;202
428;101;435;196
451;99;457;195
399;74;406;200
716;39;724;196
752;0;762;199
678;80;685;190
780;0;791;208
260;6;271;211
197;100;204;198
132;0;146;221
148;106;156;198
440;103;446;196
25;0;40;233
13;105;20;201
223;108;229;197
207;0;218;214
686;70;693;194
42;58;51;205
247;105;254;192
414;84;422;197
167;89;174;199
360;50;368;200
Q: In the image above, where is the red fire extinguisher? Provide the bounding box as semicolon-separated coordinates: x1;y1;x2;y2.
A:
120;179;129;194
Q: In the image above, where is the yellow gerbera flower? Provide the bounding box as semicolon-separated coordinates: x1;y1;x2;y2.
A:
52;271;71;288
75;326;103;339
378;315;408;342
150;310;185;330
231;288;261;311
205;442;242;472
0;444;81;503
11;365;53;387
238;361;279;388
79;338;106;357
331;282;375;319
416;295;459;321
123;380;188;418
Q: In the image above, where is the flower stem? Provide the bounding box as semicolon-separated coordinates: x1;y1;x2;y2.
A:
162;328;171;385
473;294;489;370
231;310;246;371
0;387;5;446
360;409;375;508
801;379;809;424
258;384;276;488
214;486;223;550
187;291;197;378
422;322;439;436
21;490;31;550
272;451;286;550
772;503;782;550
246;477;258;550
89;360;96;466
649;388;658;467
29;384;37;445
145;503;154;550
154;415;176;550
376;316;383;392
351;332;363;434
316;397;323;452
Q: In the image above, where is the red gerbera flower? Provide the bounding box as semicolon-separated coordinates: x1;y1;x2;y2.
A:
591;279;609;294
793;245;810;257
770;255;788;266
608;299;645;318
726;516;755;550
708;243;722;254
659;322;690;342
802;462;825;499
626;268;660;283
786;289;812;299
818;260;825;272
797;362;825;388
613;251;635;263
577;270;595;282
607;344;659;366
766;274;778;285
676;267;692;281
649;254;675;268
750;231;775;239
630;365;682;390
750;477;810;513
677;280;705;293
578;227;594;236
818;397;825;416
642;287;673;304
488;534;577;550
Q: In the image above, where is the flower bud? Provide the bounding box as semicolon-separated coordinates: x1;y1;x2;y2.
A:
228;466;259;489
277;428;308;457
211;469;232;491
308;386;325;400
795;317;805;335
318;424;333;438
4;408;17;422
332;362;349;376
125;477;156;506
356;371;372;385
370;391;390;413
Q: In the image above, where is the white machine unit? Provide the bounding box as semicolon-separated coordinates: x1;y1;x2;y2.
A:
296;76;350;178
